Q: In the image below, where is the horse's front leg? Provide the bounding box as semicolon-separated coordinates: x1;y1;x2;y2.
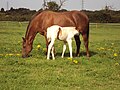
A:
74;35;81;57
44;32;49;55
67;39;73;58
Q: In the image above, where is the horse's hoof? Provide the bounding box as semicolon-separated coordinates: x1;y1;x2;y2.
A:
87;54;90;57
75;53;80;57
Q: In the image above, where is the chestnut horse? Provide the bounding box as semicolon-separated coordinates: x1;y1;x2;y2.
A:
22;10;90;58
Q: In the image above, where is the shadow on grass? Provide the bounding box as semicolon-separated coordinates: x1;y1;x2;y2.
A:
80;51;97;57
56;51;97;57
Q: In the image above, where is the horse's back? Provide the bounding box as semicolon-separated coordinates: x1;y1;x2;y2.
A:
29;10;89;34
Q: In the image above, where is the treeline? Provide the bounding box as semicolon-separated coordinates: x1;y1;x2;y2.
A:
0;8;120;23
0;8;36;21
84;10;120;23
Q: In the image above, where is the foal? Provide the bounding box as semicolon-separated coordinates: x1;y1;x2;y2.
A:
47;25;79;60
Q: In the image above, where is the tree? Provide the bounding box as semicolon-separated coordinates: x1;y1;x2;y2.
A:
43;0;66;11
1;8;4;12
10;7;14;11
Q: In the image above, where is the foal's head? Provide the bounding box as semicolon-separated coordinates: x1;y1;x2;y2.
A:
22;37;32;58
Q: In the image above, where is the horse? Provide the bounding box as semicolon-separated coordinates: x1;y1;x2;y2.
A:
22;10;90;58
47;25;79;60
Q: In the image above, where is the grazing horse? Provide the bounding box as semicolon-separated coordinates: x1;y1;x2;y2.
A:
22;10;90;58
47;25;79;60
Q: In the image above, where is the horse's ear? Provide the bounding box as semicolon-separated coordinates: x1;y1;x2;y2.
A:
22;37;25;41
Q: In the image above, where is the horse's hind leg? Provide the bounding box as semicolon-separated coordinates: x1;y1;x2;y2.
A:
82;33;90;57
74;35;81;57
44;32;49;55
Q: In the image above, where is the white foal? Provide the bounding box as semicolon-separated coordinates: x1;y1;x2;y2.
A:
47;25;79;60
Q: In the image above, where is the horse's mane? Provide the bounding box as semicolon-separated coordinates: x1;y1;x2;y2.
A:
25;10;43;38
25;10;60;38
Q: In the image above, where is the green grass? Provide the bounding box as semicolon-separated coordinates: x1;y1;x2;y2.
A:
0;22;120;90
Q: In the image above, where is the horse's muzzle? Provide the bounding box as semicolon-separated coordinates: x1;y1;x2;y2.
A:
22;55;27;58
22;54;32;58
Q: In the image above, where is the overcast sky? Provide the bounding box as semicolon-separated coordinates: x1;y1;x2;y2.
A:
0;0;120;11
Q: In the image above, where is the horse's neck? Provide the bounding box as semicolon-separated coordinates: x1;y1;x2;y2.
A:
25;28;37;44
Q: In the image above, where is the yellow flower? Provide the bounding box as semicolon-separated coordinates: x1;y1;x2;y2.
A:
108;49;111;51
9;54;13;56
111;43;114;45
97;48;101;51
37;45;41;48
115;63;119;66
67;57;72;61
5;54;9;56
0;54;4;56
100;47;104;50
114;53;118;57
16;54;21;56
18;41;21;44
73;60;78;64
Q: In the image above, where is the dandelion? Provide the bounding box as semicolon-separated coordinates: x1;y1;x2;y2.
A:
5;54;9;56
16;54;21;56
73;60;78;64
115;63;119;66
114;53;118;57
111;43;114;45
0;54;4;56
67;57;72;61
37;45;41;48
8;54;13;56
18;41;21;44
100;47;104;50
97;48;101;51
108;48;111;51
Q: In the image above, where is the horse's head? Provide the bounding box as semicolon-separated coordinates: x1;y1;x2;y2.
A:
22;37;32;58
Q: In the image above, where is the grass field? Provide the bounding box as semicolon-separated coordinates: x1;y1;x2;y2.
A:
0;21;120;90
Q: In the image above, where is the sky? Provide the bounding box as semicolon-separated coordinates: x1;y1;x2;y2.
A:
0;0;120;11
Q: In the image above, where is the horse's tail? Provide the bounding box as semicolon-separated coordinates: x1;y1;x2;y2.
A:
87;21;89;41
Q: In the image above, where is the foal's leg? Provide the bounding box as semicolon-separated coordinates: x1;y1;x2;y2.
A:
51;46;55;60
74;35;81;57
47;39;55;60
82;33;90;57
67;39;73;58
61;42;66;58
